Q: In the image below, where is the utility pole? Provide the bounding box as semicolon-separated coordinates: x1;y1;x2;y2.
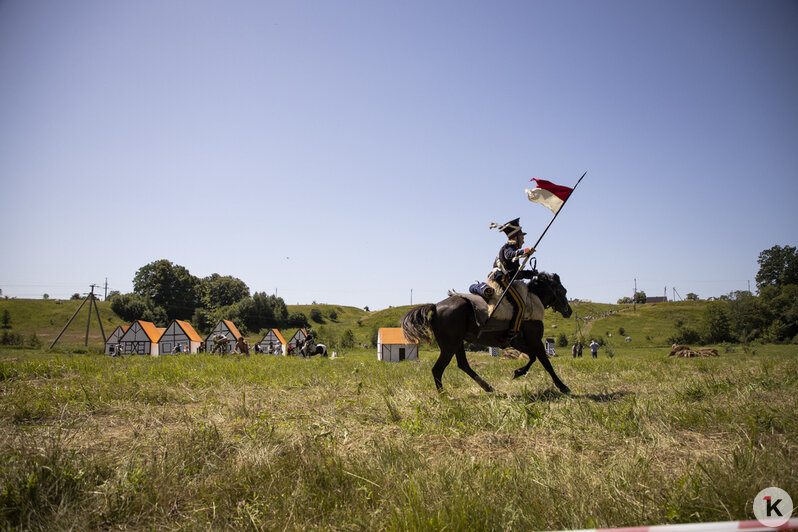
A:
634;278;637;311
50;284;107;349
104;278;108;300
410;289;413;306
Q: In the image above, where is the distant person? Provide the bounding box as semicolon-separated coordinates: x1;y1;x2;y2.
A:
577;341;583;358
590;340;599;359
572;343;577;358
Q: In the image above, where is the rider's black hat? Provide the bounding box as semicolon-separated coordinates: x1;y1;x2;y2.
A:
496;218;525;238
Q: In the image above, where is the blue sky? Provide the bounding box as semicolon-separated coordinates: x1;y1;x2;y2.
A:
1;0;797;309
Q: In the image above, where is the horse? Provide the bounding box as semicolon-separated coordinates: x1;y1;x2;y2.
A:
401;272;573;394
301;339;328;358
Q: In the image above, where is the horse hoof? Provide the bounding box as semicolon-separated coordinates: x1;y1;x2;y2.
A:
559;385;571;395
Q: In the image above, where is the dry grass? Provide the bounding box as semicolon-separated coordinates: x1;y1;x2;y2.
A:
1;345;796;530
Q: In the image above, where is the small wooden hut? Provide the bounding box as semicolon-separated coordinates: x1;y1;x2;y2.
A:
377;328;418;362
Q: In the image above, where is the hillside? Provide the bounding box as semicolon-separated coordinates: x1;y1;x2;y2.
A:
0;297;710;351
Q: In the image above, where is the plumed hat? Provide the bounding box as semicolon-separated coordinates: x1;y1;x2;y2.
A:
489;218;526;238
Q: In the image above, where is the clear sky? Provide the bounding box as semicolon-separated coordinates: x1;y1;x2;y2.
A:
1;0;797;310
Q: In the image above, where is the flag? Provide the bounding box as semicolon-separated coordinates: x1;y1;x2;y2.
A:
525;178;573;214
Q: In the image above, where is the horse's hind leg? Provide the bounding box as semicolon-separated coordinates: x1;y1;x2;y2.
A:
454;344;494;393
432;347;456;393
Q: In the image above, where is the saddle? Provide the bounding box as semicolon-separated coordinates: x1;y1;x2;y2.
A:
449;279;545;333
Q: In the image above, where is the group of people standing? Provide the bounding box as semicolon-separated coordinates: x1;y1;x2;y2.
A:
571;340;601;358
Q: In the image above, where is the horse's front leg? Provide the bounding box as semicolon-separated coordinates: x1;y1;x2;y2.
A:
511;321;541;379
513;321;570;393
536;347;570;394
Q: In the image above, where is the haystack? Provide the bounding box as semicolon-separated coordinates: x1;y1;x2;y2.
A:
668;344;719;357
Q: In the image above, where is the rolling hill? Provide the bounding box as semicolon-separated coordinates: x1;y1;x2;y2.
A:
0;296;710;351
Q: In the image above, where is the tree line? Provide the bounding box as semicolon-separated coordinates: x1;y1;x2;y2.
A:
670;245;798;345
109;259;308;335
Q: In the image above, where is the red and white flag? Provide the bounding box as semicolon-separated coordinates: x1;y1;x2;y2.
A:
525;179;573;214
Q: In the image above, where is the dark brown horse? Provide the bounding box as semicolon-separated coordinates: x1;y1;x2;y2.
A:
401;273;572;393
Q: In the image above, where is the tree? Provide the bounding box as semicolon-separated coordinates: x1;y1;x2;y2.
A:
133;259;199;320
701;302;732;344
617;296;633;304
1;309;11;329
111;294;153;321
42;294;49;300
199;273;250;309
756;245;798;290
341;328;356;348
634;291;647;304
686;293;699;301
70;293;81;300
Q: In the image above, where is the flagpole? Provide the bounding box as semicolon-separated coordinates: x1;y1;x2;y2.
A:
529;171;587;252
487;171;587;322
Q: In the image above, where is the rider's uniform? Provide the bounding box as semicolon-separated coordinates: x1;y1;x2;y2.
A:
488;218;534;334
491;241;528;332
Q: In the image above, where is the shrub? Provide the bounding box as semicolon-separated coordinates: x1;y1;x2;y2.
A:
556;333;568;347
310;308;324;324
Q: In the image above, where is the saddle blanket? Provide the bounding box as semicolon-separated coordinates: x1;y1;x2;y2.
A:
449;280;544;329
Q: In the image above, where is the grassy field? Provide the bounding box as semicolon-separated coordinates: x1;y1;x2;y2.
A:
1;342;796;530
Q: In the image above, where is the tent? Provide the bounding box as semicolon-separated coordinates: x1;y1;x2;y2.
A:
377;328;418;362
105;325;129;356
205;319;243;353
118;320;165;356
258;328;287;355
159;319;203;354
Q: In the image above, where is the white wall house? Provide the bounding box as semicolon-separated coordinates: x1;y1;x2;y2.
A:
205;319;243;353
159;320;203;354
105;325;129;355
118;320;165;356
287;328;308;354
258;328;287;355
377;328;418;362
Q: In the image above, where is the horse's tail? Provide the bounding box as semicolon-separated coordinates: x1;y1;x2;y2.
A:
401;304;437;344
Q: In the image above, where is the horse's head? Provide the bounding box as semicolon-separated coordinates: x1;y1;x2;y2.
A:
528;272;572;318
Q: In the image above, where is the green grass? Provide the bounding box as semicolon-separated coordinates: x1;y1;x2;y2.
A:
1;344;796;530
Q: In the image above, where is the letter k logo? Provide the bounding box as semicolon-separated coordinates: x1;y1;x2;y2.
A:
765;495;783;517
754;488;792;528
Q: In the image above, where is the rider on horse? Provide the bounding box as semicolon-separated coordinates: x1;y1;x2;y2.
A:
488;217;535;349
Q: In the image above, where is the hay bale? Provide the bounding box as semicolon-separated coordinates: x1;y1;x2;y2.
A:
667;345;720;358
668;344;692;357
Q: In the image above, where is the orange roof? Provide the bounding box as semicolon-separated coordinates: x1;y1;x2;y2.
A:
175;320;203;342
222;319;243;339
137;320;165;342
271;328;286;344
378;327;417;345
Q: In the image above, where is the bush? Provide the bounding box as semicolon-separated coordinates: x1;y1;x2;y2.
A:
310;308;324;324
341;329;355;349
556;333;568;347
0;331;22;346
